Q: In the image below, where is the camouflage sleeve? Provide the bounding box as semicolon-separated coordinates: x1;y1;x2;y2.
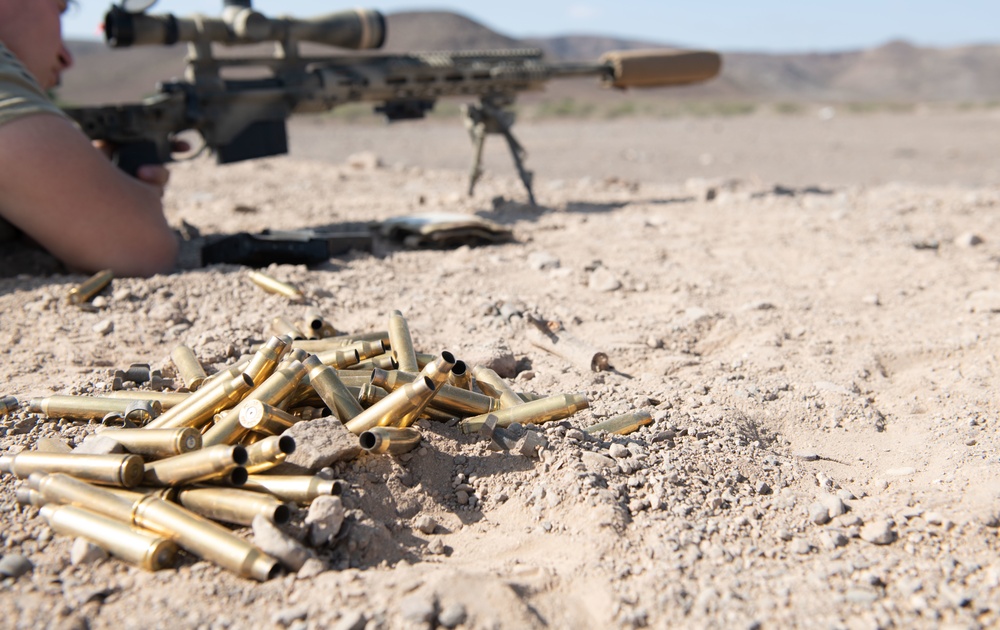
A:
0;43;69;128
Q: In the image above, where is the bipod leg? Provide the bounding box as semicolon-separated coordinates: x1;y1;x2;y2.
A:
467;121;486;197
499;126;536;206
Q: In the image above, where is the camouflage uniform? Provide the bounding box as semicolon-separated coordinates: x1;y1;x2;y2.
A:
0;42;70;242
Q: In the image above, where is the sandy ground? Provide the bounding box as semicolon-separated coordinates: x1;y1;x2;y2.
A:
1;110;999;629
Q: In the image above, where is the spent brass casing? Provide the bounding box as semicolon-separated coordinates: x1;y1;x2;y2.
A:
107;390;190;409
29;472;137;522
583;410;653;436
142;444;248;486
27;395;162;422
197;356;251;390
1;452;144;488
244;335;292;385
31;473;278;580
67;269;113;305
248;270;303;300
459;393;590;434
334;370;379;387
238;401;301;436
176;487;291;526
344;375;437;434
471;365;523;409
282;331;390;353
170;345;208;391
244;435;296;473
41;504;178;571
202;361;308;446
270;315;305;340
396;351;455;428
387;310;419;373
303;355;364;421
0;396;20;416
314;348;361;369
356;382;387;407
143;373;254;430
278;348;309;370
414;352;437;369
448;361;472;390
301;308;327;339
99;428;201;458
348;354;398;371
132;495;281;581
242;475;342;504
371;369;498;416
359;426;422;455
16;487;44;507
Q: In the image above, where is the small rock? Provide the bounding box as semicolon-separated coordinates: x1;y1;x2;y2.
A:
790;538;813;554
92;319;114;335
346;151;382;170
438;603;467;629
462;339;518;378
955;232;983;247
399;593;436;624
275;418;360;472
427;538;446;555
70;538;108;566
73;435;125;455
819;530;849;550
297;557;327;579
413;515;437;535
819;493;847;519
0;554;32;578
271;605;309;626
580;451;616;472
608;443;629;459
331;611;367;630
755;481;772;495
456;490;469;505
588;266;622;292
860;520;897;545
252;515;312;571
305;496;345;546
809;502;831;525
527;251;560;271
794;451;819;462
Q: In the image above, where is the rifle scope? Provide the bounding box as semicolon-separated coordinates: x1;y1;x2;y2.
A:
104;5;386;50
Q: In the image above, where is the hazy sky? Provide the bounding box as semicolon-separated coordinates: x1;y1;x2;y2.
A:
63;1;1000;53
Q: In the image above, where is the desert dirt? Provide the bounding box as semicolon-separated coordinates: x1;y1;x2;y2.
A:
1;108;999;629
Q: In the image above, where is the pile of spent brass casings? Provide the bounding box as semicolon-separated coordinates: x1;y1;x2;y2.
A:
1;308;594;579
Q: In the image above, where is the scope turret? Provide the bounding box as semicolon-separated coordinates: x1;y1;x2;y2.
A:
104;6;386;50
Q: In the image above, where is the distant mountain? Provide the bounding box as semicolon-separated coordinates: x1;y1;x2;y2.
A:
57;10;1000;106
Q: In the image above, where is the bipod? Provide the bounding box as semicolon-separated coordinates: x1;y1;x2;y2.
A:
462;97;536;206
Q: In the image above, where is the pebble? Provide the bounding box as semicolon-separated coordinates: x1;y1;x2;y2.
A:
608;443;629;459
306;496;345;546
859;520;897;545
955;232;983;247
399;593;437;624
271;605;309;626
794;451;819;461
819;493;847;519
588;266;622;292
413;515;437;535
580;451;616;472
819;530;849;550
790;538;813;554
330;611;367;630
527;251;561;271
427;538;446;555
0;554;32;578
92;319;114;335
252;515;312;571
755;481;772;495
809;502;832;525
296;557;327;579
438;603;467;628
70;538;108;566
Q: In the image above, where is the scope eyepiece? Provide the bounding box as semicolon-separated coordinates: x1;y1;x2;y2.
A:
105;6;179;48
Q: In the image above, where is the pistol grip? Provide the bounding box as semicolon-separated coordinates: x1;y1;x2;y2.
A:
113;141;165;178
